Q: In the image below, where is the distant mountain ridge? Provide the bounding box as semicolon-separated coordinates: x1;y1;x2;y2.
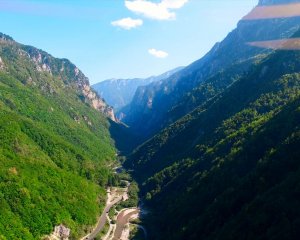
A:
121;2;300;142
128;39;300;240
123;0;300;237
92;67;183;112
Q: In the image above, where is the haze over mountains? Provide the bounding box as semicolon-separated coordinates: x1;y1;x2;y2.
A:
120;0;300;142
92;67;183;112
121;0;300;239
0;0;300;239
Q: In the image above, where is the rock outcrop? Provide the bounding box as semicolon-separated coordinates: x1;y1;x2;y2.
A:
0;33;116;121
82;84;116;121
0;56;4;70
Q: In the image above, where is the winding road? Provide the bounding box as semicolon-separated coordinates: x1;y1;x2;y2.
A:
81;194;123;240
112;209;140;240
80;180;145;240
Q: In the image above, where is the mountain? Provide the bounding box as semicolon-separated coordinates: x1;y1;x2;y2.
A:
92;67;183;112
121;2;300;142
2;0;300;239
126;30;300;240
122;0;300;239
0;33;117;239
93;77;143;111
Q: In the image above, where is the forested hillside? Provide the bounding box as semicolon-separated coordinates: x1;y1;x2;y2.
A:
1;0;300;239
126;31;300;239
121;4;300;141
0;33;117;239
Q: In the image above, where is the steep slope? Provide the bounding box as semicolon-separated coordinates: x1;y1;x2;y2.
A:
126;33;300;239
92;67;183;112
0;33;117;239
122;0;300;141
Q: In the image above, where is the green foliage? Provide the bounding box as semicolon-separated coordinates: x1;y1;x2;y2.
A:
126;47;300;239
129;225;145;240
122;14;300;143
117;182;139;210
107;170;132;188
0;37;117;239
108;206;116;220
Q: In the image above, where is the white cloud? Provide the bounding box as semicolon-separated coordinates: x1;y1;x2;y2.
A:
161;0;188;9
111;17;143;30
125;0;188;20
148;48;169;58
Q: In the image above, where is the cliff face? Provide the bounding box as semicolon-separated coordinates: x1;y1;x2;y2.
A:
0;33;116;121
82;84;116;121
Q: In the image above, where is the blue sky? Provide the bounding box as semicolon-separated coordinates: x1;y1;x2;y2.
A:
0;0;257;84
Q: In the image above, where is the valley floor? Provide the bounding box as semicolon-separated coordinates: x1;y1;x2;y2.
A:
81;179;145;240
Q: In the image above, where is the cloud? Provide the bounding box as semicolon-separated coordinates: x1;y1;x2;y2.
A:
111;17;143;30
125;0;188;20
148;48;169;58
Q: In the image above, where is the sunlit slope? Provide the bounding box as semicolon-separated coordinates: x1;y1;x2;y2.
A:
126;37;300;239
122;1;300;142
0;34;116;239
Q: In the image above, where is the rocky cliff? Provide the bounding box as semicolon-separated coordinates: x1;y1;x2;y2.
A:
0;33;116;121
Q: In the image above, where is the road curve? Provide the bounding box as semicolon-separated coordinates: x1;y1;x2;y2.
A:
112;209;139;240
82;196;123;240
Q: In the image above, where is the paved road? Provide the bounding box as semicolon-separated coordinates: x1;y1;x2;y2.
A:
83;196;123;240
112;209;139;240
